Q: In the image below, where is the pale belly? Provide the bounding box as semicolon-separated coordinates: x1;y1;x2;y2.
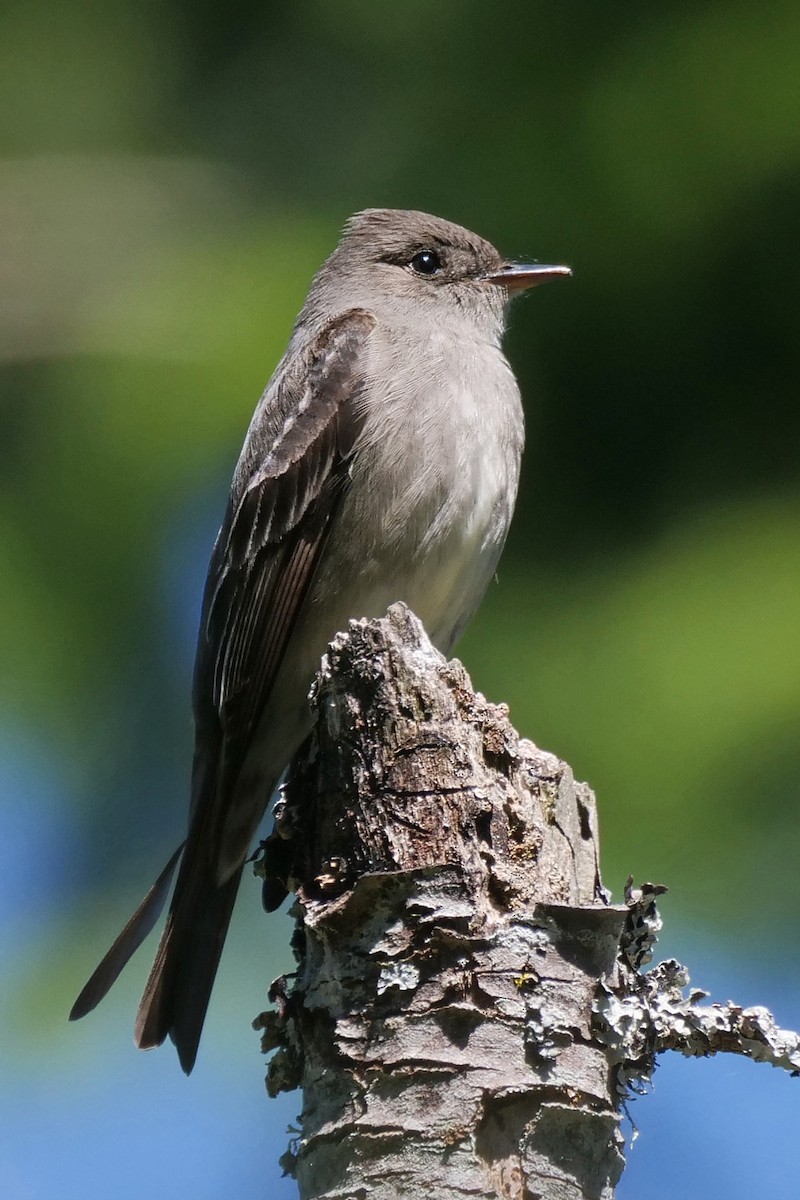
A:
247;386;520;771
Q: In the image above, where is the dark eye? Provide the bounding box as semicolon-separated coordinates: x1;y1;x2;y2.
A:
409;249;442;276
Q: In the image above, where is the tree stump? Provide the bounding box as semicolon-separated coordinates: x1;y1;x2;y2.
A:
257;604;628;1199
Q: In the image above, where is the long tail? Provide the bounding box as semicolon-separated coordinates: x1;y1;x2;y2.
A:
133;833;244;1074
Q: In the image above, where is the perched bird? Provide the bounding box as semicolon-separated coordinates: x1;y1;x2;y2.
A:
70;208;570;1072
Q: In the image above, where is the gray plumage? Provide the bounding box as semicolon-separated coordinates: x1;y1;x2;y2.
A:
70;208;570;1072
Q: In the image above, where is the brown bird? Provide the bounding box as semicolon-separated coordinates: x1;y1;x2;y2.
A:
70;208;570;1072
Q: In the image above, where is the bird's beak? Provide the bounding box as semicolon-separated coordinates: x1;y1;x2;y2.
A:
484;263;572;292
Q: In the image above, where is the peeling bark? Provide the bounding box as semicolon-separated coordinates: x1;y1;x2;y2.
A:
254;603;800;1199
256;605;627;1199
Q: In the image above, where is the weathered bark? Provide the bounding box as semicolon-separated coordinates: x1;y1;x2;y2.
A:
254;603;800;1199
256;605;627;1199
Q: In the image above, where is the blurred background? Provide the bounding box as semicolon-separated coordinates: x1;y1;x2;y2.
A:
2;1;799;1196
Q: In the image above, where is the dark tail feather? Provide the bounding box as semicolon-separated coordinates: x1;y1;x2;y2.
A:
69;843;185;1022
134;842;244;1074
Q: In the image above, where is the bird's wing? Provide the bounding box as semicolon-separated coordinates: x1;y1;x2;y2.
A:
70;308;377;1064
191;307;376;864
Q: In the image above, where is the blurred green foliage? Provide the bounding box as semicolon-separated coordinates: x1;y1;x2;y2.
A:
1;0;799;1185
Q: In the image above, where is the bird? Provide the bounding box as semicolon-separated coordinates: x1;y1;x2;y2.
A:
70;208;571;1072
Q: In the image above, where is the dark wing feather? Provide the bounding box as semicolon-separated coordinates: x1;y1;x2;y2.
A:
131;308;376;1071
68;842;184;1021
195;308;374;804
